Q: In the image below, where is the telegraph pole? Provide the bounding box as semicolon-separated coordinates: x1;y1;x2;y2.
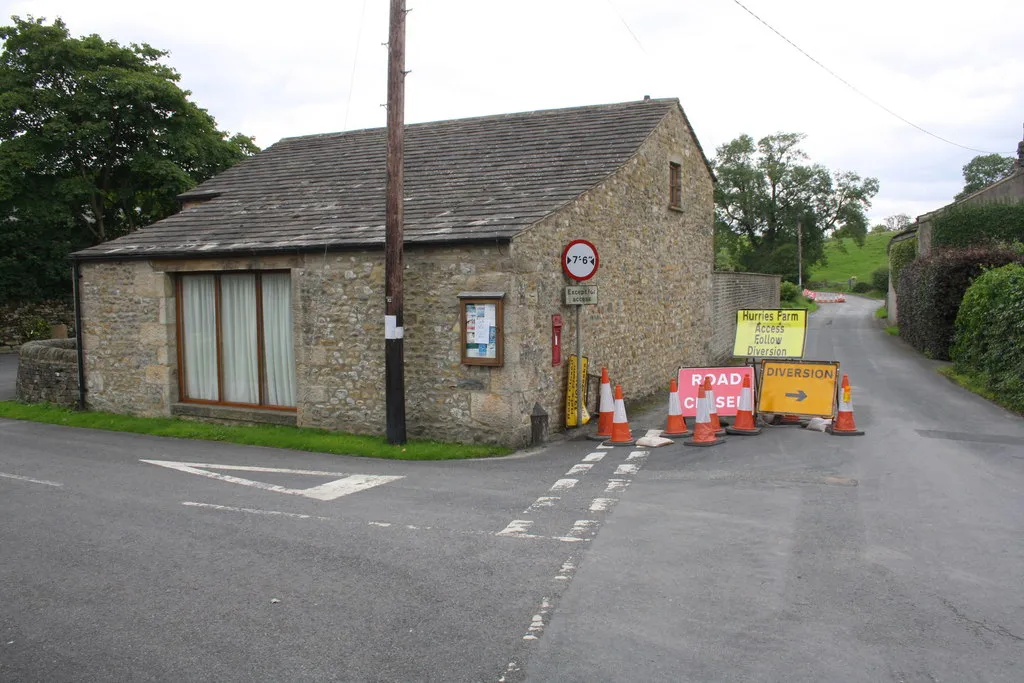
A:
384;0;407;444
797;220;803;288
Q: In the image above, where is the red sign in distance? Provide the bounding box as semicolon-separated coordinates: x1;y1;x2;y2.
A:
562;240;599;281
677;366;755;417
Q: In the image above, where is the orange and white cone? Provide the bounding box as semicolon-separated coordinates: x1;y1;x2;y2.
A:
685;380;725;447
588;367;615;441
603;384;635;446
726;374;761;435
828;374;864;436
704;377;726;436
662;378;690;438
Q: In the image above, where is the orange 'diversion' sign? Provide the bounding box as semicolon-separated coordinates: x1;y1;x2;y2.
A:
677;367;756;417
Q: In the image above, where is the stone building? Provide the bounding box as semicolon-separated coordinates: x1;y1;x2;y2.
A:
887;136;1024;322
72;98;717;446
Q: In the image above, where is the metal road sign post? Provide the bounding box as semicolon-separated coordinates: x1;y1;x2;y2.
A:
562;240;599;428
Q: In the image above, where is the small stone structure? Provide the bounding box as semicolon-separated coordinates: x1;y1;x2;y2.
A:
16;339;79;406
710;272;781;362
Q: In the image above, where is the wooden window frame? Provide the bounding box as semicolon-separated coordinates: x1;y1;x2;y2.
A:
175;270;295;412
459;294;504;367
669;161;682;209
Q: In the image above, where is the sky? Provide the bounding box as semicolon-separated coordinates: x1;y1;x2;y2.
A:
3;0;1023;225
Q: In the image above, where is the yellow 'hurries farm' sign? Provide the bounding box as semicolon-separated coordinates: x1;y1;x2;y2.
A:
733;309;807;358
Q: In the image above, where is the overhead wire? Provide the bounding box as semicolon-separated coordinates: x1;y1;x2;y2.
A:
342;0;370;131
730;0;995;154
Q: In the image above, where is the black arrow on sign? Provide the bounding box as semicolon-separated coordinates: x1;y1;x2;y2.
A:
785;390;808;402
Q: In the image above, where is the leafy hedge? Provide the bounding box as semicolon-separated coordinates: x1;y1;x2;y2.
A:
895;247;1024;360
779;281;801;302
951;263;1024;412
871;266;889;292
889;236;917;288
932;202;1024;249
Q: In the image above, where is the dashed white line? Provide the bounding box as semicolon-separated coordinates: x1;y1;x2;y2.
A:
522;496;559;514
569;519;598;539
0;472;63;488
589;497;617;512
181;502;330;520
597;443;614;449
626;451;647;462
615;463;640;475
605;478;630;493
582;452;606;462
497;520;537;538
555;558;577;580
549;478;578;492
565;463;592;475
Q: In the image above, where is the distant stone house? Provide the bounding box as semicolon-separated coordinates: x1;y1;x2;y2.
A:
71;98;717;446
887;138;1024;322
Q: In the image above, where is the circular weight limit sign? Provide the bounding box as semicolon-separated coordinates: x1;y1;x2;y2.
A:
562;240;599;281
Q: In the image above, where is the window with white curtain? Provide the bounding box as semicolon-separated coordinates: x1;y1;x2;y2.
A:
177;271;296;409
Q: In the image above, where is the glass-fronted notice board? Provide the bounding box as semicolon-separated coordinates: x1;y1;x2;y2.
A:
458;293;504;366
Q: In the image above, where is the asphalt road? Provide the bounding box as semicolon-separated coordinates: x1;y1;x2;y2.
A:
0;353;16;401
2;298;1022;682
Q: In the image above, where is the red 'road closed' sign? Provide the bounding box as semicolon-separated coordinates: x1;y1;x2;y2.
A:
677;366;756;417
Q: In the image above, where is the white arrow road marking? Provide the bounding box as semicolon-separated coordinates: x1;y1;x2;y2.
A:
141;460;403;501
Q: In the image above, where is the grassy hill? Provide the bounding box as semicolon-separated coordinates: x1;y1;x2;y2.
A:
810;231;894;289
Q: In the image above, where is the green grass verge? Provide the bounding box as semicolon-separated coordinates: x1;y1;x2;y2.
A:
781;297;819;313
0;401;512;460
811;232;894;285
884;325;899;336
937;366;1023;415
874;306;888;319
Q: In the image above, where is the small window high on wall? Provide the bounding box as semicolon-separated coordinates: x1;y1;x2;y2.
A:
669;162;682;208
176;271;296;409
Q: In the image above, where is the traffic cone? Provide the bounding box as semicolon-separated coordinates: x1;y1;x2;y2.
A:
662;378;689;438
685;380;725;447
704;377;726;436
588;367;615;441
726;374;761;435
827;374;864;436
603;385;636;446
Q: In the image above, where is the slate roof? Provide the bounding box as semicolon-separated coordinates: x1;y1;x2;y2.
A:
74;98;709;260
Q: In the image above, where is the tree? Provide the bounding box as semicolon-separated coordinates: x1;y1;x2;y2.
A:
955;153;1015;200
884;213;911;232
713;132;879;282
0;16;258;302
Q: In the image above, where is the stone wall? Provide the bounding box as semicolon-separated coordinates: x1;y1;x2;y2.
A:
79;260;179;416
16;339;79;406
710;272;781;362
76;105;717;446
509;105;716;425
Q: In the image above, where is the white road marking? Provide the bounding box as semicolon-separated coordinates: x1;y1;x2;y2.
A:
605;478;630;493
626;451;647;462
181;501;330;520
522;597;553;640
555;558;577;580
615;463;639;475
0;472;63;488
589;497;617;512
644;429;663;437
549;478;578;492
597;443;614;449
141;459;402;501
569;519;598;538
497;520;536;538
522;496;559;513
368;521;392;527
565;463;592;475
582;452;606;462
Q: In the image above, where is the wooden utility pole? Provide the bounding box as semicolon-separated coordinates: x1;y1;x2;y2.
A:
797;220;803;288
384;0;407;444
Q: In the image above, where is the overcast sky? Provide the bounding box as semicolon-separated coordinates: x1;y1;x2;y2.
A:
3;0;1023;225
